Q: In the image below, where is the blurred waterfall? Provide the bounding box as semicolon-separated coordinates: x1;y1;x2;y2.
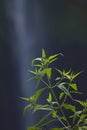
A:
5;0;45;130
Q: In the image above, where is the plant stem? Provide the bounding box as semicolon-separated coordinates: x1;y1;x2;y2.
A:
41;79;49;88
39;119;56;128
48;78;70;129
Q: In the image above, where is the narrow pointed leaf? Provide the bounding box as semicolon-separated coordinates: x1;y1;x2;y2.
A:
47;92;52;103
24;104;34;115
34;88;46;103
48;54;58;60
42;48;46;58
33;104;51;112
59;92;65;100
35;112;51;127
32;58;42;66
69;83;78;91
51;128;64;130
27;126;41;130
19;97;30;101
49;58;58;64
58;83;71;97
29;70;37;75
36;70;45;86
72;71;83;80
62;103;76;112
55;68;63;75
45;68;52;79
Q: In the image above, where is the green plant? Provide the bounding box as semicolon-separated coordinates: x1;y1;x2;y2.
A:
20;49;87;130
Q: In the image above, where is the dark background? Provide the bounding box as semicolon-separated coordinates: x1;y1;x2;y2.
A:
0;0;87;130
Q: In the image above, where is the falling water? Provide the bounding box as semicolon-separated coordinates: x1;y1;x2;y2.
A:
5;0;45;130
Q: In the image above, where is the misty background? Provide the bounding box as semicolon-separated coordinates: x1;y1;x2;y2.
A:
0;0;87;130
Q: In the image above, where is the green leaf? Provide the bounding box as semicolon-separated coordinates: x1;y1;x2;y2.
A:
35;112;51;127
62;103;76;112
55;68;63;75
75;100;84;106
33;104;51;112
32;64;41;67
51;128;64;130
47;92;52;103
19;97;30;101
84;119;87;124
27;126;42;130
72;71;83;80
52;110;57;118
29;70;37;75
69;83;78;91
63;69;71;77
70;111;82;124
59;92;65;100
55;77;61;81
58;83;71;98
80;126;87;130
73;126;79;130
70;91;83;95
48;54;58;64
32;58;42;66
61;116;67;122
48;54;58;61
42;48;46;58
23;87;46;109
24;104;34;115
34;88;46;103
49;58;58;64
45;68;52;79
36;70;45;86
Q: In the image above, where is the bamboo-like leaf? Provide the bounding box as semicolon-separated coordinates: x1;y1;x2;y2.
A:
42;48;46;58
72;71;83;80
35;112;51;127
29;70;37;75
58;83;71;98
84;119;87;124
24;104;34;115
47;92;52;103
32;64;41;67
51;128;64;130
27;126;41;130
32;58;42;66
59;92;65;100
69;83;78;91
19;97;30;101
77;100;87;107
70;91;82;95
70;111;82;124
62;103;76;112
75;100;84;106
80;126;87;130
55;68;63;75
45;68;52;79
33;104;51;112
77;114;87;125
52;110;57;118
48;54;58;60
36;70;45;86
55;77;61;81
49;58;58;64
73;126;79;130
34;88;46;103
61;116;67;121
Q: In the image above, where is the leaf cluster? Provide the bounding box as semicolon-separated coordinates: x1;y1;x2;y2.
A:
20;49;87;130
